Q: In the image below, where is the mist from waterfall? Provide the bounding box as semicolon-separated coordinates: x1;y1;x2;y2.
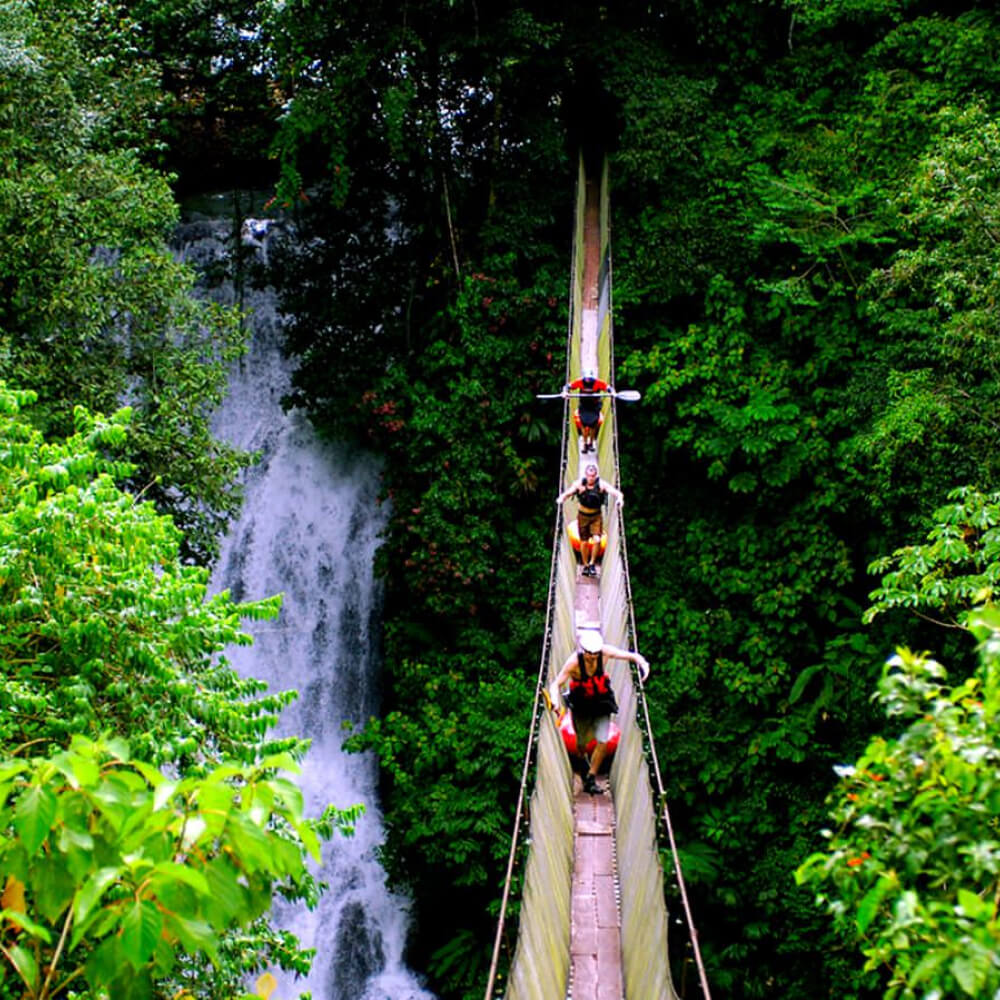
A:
175;195;435;1000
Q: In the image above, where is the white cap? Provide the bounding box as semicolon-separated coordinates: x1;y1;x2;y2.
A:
578;630;603;653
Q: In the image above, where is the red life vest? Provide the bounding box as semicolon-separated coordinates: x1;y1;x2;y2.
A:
567;653;618;717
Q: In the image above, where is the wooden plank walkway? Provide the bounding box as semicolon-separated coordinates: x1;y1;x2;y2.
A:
569;780;623;1000
568;170;624;1000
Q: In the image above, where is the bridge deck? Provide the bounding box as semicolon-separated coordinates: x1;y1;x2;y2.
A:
570;784;623;1000
567;172;624;1000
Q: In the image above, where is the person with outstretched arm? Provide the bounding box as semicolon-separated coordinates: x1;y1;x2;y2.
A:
565;370;611;453
555;463;623;577
549;631;650;795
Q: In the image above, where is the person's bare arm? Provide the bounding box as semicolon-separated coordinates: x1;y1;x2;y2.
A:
555;482;578;505
602;643;649;682
601;479;625;508
548;653;577;707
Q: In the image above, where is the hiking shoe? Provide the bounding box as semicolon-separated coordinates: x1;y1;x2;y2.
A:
582;773;600;795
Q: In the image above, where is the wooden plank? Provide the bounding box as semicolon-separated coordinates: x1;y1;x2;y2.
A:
569;776;623;1000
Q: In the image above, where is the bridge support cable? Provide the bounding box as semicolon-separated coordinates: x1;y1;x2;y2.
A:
487;155;710;1000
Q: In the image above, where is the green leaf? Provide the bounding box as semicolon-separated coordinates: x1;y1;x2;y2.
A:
956;887;987;919
51;749;100;790
0;908;53;943
167;914;219;964
152;778;178;813
33;851;77;923
788;663;824;705
257;752;301;774
6;943;39;992
120;899;163;970
14;784;58;856
149;861;210;897
226;814;275;874
203;858;246;923
951;950;990;997
857;875;892;934
85;935;124;992
73;866;124;933
57;821;95;854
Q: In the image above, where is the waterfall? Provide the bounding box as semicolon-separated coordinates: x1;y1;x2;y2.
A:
176;194;435;1000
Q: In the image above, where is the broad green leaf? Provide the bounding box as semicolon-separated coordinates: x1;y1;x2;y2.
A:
33;850;77;923
0;908;53;943
152;778;178;813
270;777;305;820
73;866;124;931
857;875;892;934
148;861;210;897
51;749;100;790
957;887;987;919
85;936;124;992
14;783;58;856
296;823;322;864
120;899;163;970
6;943;39;992
167;913;220;964
58;822;95;854
952;951;989;997
226;814;274;873
0;762;29;785
257;752;301;774
203;858;246;923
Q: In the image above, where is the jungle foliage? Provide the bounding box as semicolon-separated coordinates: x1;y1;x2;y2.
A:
250;1;1000;997
9;0;1000;997
0;0;252;563
0;385;358;997
798;488;1000;998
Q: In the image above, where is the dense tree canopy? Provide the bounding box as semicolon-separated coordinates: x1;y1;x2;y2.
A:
254;2;1000;996
8;0;1000;997
0;0;252;562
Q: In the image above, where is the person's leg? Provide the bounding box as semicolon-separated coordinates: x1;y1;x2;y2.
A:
589;532;602;571
578;511;596;573
575;717;598;792
583;715;611;793
588;513;603;574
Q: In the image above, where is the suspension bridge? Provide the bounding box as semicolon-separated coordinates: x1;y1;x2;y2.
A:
485;156;713;1000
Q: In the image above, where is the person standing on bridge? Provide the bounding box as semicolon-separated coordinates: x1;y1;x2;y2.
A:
565;369;611;453
555;463;623;577
550;631;650;795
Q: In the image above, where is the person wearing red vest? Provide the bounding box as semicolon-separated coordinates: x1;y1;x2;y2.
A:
565;370;611;453
548;630;650;795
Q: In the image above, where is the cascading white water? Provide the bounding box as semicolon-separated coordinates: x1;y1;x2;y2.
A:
175;195;435;1000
